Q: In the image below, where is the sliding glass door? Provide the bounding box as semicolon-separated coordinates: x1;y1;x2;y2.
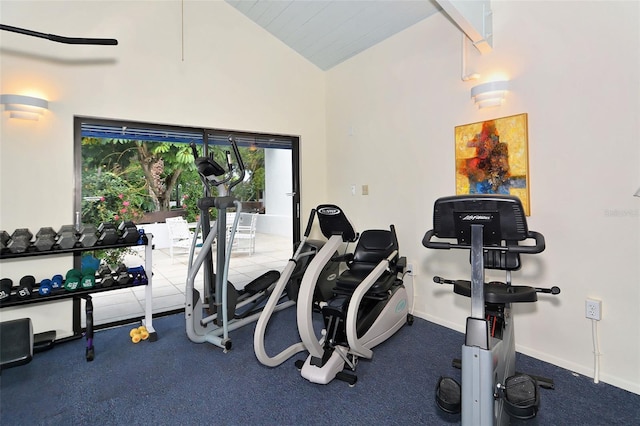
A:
73;116;300;326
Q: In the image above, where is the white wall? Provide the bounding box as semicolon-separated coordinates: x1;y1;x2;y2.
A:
0;1;326;335
325;1;640;394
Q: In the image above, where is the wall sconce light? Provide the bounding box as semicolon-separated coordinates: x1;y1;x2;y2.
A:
634;187;640;197
471;80;509;108
0;94;49;120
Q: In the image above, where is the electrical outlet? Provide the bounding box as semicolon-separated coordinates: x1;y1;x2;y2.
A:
585;298;602;321
406;263;414;276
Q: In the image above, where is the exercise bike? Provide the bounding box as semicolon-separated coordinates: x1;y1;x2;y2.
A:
290;204;413;385
184;135;295;351
422;195;560;425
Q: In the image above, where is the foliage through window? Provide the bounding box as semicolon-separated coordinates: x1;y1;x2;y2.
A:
81;137;266;225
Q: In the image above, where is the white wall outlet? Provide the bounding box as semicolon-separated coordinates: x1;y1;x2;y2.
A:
585;298;602;321
361;184;369;195
406;263;413;275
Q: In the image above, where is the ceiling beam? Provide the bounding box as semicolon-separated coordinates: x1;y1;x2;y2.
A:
436;0;493;53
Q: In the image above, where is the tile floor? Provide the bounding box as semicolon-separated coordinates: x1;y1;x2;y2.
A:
86;233;292;326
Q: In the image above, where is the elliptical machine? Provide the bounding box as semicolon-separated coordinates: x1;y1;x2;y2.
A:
253;208;341;367
422;195;560;425
185;135;290;351
288;204;413;385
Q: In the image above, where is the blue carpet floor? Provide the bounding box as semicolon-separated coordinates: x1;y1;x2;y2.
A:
1;308;639;425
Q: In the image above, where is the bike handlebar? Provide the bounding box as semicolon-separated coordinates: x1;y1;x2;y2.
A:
422;229;545;254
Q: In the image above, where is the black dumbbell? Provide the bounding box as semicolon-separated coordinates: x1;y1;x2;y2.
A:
57;225;78;249
97;264;114;287
33;227;58;251
0;230;10;252
17;275;35;299
97;223;119;245
114;264;131;285
118;221;139;244
0;278;12;302
78;224;98;248
7;229;33;253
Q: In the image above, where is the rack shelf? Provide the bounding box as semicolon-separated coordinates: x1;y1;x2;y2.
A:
0;234;157;361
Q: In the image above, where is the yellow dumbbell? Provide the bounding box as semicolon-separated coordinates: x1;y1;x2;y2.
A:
138;326;149;341
130;327;142;343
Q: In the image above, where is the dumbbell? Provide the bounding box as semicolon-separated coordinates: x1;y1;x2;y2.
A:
119;221;139;244
97;264;114;287
130;326;149;343
137;229;147;245
78;224;98;248
17;275;35;299
33;227;58;251
57;225;78;249
51;274;63;289
128;266;148;285
38;278;53;296
97;223;120;245
0;278;13;302
0;230;10;252
80;268;96;289
7;229;33;253
64;269;82;291
114;264;131;285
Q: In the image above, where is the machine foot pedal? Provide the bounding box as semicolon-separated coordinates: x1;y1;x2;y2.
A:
336;371;357;386
435;376;461;414
244;270;280;295
503;373;539;419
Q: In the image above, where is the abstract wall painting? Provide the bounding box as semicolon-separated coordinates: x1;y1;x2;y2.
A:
455;113;530;215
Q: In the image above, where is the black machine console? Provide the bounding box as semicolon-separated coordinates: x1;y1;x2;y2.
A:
315;204;358;243
423;195;545;270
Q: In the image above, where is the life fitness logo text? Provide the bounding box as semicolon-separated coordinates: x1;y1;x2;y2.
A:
318;207;341;216
461;214;492;222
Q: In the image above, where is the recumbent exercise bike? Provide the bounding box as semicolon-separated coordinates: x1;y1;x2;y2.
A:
422;195;560;425
294;204;414;385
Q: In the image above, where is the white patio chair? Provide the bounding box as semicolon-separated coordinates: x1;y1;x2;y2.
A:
165;216;202;262
231;212;258;255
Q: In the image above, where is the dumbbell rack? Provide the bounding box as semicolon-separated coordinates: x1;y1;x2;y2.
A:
0;234;157;359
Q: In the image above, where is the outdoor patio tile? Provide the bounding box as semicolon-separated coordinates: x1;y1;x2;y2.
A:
90;233;290;325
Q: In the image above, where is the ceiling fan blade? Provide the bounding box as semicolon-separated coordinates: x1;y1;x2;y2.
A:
0;24;117;45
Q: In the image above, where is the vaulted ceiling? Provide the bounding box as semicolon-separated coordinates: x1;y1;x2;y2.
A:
225;0;443;71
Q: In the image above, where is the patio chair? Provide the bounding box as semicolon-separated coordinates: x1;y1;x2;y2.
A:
166;216;202;262
232;212;258;255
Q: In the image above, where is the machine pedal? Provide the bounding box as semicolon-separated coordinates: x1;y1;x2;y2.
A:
435;376;461;414
502;373;539;419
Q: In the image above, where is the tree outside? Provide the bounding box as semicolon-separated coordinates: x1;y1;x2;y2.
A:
81;138;266;226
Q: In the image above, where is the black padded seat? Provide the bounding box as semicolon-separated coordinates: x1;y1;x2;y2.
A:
0;318;33;370
335;229;398;296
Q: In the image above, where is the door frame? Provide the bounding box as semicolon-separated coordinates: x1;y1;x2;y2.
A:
73;116;301;244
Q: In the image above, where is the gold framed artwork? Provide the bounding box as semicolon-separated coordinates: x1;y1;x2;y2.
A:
455;113;531;215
